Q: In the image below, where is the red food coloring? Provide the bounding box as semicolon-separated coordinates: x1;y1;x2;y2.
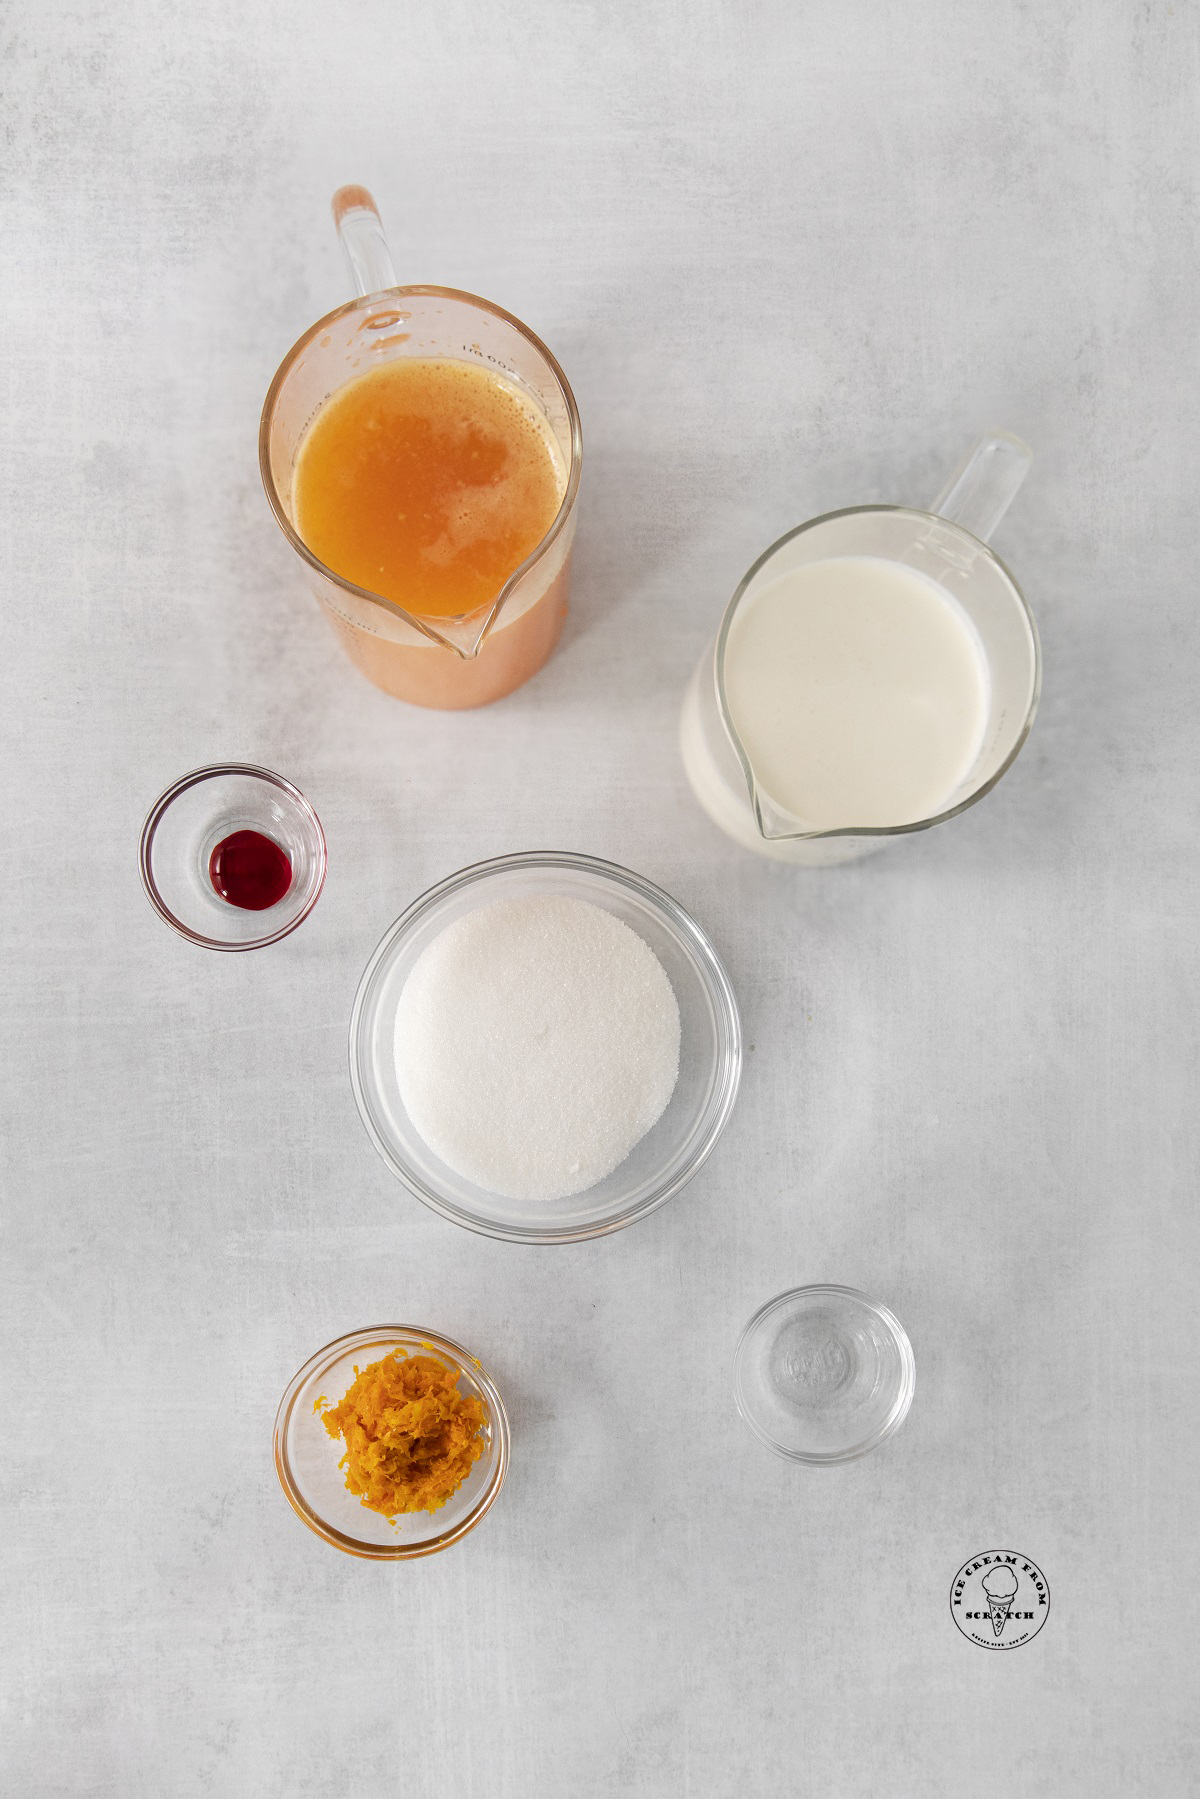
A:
208;830;292;911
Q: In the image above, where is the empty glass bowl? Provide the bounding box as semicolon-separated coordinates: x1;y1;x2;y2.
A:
349;851;742;1243
273;1325;509;1559
139;763;326;950
734;1286;916;1464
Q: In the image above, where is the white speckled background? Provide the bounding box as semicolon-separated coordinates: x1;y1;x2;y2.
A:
3;2;1198;1793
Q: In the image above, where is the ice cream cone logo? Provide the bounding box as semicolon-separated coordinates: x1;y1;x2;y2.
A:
950;1552;1050;1650
981;1565;1019;1636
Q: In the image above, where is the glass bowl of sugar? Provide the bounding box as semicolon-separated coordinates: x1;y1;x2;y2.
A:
349;852;742;1243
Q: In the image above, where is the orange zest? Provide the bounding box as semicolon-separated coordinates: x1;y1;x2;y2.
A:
315;1352;486;1518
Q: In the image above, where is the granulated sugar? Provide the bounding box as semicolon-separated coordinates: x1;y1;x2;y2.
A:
394;894;681;1201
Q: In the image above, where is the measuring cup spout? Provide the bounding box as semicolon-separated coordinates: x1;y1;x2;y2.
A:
419;607;499;660
930;431;1032;545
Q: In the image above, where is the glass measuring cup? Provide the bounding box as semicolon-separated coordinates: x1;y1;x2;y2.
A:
680;434;1041;865
260;187;583;709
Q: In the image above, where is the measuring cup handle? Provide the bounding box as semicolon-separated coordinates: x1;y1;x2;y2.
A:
930;431;1032;544
331;185;398;296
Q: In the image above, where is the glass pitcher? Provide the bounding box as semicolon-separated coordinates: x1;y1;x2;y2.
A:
260;187;583;710
680;434;1041;865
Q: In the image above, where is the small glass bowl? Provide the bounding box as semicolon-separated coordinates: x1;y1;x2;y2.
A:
139;763;326;950
734;1286;916;1464
349;851;742;1244
274;1325;510;1559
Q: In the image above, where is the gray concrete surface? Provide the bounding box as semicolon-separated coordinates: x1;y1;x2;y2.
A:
2;2;1198;1793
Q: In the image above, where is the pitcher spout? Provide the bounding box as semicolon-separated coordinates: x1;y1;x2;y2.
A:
419;604;498;660
748;779;817;842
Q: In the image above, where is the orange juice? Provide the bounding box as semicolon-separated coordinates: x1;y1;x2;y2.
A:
293;358;565;620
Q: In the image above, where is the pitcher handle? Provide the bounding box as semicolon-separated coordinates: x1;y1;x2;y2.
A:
331;185;397;297
930;431;1032;545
